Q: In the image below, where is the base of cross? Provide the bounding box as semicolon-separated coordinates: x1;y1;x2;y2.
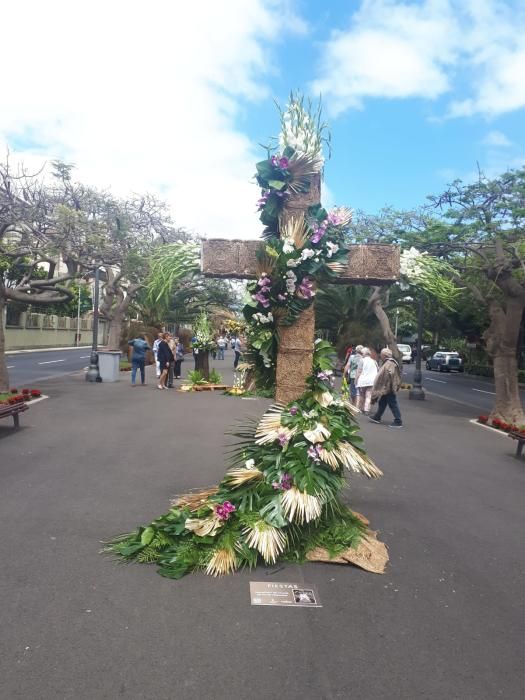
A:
170;487;388;575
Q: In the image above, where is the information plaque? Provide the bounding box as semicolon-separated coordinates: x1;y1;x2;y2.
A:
250;581;322;608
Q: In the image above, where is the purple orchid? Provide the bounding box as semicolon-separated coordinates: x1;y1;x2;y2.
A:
215;501;236;521
257;191;270;211
273;473;293;491
278;156;289;169
307;445;321;463
258;276;272;287
289;406;298;416
277;431;290;447
298;277;315;299
327;211;342;225
277;293;287;301
255;291;270;308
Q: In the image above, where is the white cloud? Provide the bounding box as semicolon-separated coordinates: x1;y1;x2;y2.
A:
0;0;305;239
483;130;512;147
312;0;525;119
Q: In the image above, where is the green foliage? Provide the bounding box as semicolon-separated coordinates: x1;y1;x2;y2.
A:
209;369;222;384
187;370;207;385
146;243;200;312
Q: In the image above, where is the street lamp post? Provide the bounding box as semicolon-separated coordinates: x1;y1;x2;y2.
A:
409;294;425;400
85;267;102;382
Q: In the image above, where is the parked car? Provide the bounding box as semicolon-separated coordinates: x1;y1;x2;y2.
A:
426;351;464;372
397;344;413;363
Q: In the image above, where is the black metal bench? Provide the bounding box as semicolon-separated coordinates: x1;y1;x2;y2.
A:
509;431;525;458
0;401;29;429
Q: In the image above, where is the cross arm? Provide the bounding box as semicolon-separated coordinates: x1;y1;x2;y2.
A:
201;239;400;285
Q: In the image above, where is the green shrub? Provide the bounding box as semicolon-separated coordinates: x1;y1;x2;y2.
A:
187;370;207;385
209;369;222;384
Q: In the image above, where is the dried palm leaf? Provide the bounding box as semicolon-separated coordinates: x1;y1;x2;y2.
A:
223;467;264;488
185;516;223;537
303;422;331;443
326;261;346;274
255;425;297;446
333;441;383;479
287;152;323;193
328;206;353;227
171;487;219;512
318;447;340;471
280;215;308;250
206;548;238;576
255;250;277;278
341;398;359;416
254;403;286;440
281;487;323;524
243;521;287;564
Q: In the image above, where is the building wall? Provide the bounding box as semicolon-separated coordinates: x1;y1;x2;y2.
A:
3;311;108;350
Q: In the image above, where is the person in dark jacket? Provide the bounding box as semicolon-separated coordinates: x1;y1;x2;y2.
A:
128;335;151;386
157;333;174;390
369;348;403;427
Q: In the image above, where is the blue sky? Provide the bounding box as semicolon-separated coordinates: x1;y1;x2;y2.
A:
1;0;524;238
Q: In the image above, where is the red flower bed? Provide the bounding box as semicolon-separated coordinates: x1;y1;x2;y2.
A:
479;416;525;435
7;394;25;405
30;389;42;398
10;388;18;394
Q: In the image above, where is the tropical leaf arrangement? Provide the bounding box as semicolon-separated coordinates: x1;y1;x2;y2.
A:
102;341;381;578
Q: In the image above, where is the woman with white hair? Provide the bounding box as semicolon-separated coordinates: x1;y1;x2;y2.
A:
355;347;378;414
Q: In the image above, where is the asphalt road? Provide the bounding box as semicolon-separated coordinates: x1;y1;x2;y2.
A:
6;347;94;386
0;360;523;699
402;363;525;414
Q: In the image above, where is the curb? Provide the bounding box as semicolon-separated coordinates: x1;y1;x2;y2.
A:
6;346;92;355
468;419;508;438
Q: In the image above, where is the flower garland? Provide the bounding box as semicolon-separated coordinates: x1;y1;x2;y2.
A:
243;203;353;386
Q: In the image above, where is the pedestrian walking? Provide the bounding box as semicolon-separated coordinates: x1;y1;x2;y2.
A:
355;347;378;414
344;344;363;406
166;333;177;388
233;336;242;369
128;334;151;386
152;332;163;378
174;338;184;378
369;348;403;428
157;333;174;390
217;335;227;360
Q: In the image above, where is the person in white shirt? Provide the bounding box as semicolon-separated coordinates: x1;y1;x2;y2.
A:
152;332;163;378
355;347;378;414
217;335;227;360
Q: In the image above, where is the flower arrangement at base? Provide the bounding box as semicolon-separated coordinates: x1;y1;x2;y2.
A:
103;341;386;578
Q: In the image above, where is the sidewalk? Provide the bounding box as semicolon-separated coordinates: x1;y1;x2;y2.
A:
0;351;524;700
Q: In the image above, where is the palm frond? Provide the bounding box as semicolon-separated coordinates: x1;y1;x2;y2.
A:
185;516;223;537
331;442;383;479
205;548;238;576
243;521;287;564
171;487;219;511
223;467;264;488
281;487;323;524
287;152;324;193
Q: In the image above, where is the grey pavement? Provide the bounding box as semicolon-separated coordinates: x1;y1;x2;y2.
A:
0;352;524;700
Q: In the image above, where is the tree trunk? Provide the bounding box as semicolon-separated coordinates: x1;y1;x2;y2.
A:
484;298;525;424
368;287;402;361
106;313;123;351
0;292;9;392
195;351;210;380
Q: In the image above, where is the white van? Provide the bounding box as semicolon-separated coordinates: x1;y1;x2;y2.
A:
397;344;412;363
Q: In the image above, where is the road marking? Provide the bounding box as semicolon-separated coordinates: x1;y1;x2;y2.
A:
79;355;90;359
38;359;66;365
426;377;447;384
7;365;15;369
472;388;496;395
425;391;483;410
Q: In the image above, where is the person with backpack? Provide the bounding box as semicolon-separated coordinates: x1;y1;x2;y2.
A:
369;348;403;428
344;344;364;406
128;334;151;387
